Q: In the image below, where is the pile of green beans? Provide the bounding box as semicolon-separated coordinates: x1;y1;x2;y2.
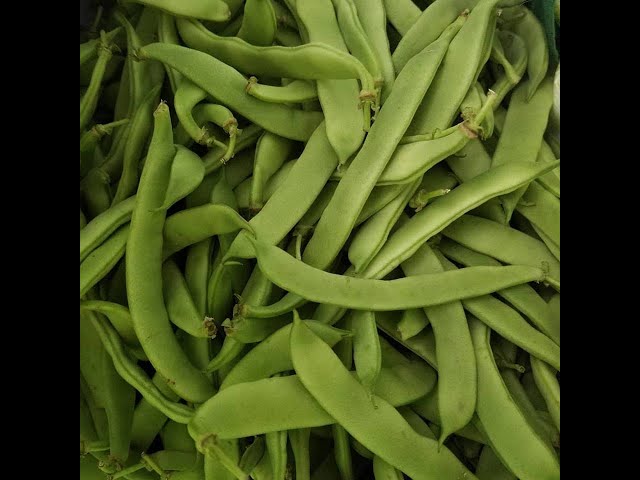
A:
80;1;560;479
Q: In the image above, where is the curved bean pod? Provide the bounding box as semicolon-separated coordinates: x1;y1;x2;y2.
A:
249;238;545;310
80;31;116;133
126;103;214;403
138;43;323;141
157;12;183;93
87;312;195;424
289;318;477;480
469;317;560;480
175;18;374;90
162;204;254;258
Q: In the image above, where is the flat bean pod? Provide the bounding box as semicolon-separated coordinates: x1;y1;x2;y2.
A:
383;0;421;36
80;225;129;298
469;317;560;480
245;78;318;104
237;0;278;46
138;43;323;141
289;318;477;480
175;18;374;90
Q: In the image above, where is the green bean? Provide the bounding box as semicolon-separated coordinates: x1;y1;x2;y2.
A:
331;424;354;480
297;0;368;160
157;12;183;93
395;308;429;341
409;163;459;211
221;319;350;388
275;26;303;46
535;143;560;199
354;184;406;223
80;120;130;177
516;181;560;252
129;0;231;22
80;146;204;263
382;0;421;36
266;427;288;480
185;241;213;317
112;84;163;205
459;81;494;139
249;132;294;213
189;361;435;440
303;18;465;272
438;238;559;344
330;0;382;88
360;160;558;280
351;0;395;102
475;445;516;480
80;300;139;348
530;357;560;431
81;166;114;220
100;349;136;464
238;0;278;46
491;77;554;223
246;77;318;104
235;159;296;210
162;260;216;338
195;104;241;162
441;214;560;290
126;102;214;403
289;318;477;480
175;18;374;90
129;373;178;452
293;182;337;238
138;43;323;142
239;436;266;475
210;168;253;295
469;317;559;480
446;138;491;186
223;313;291;344
396;406;436;440
249;236;545;310
80;225;129;298
488;30;528;105
372;455;403;480
348;310;381;392
270;0;299;29
407;0;499;136
434;251;560;370
502;6;549;99
162;204;254;258
289;429;311;479
80;31;117;133
402;243;476;447
87;310;195;424
348;179;420;273
80;26;122;66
